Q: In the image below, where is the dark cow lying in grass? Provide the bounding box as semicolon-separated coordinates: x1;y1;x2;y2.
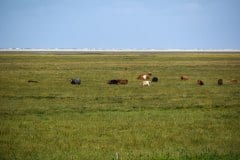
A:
107;79;128;85
108;80;118;84
70;78;81;85
152;77;158;82
197;80;204;86
28;80;39;83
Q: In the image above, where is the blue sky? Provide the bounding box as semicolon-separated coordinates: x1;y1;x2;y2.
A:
0;0;240;49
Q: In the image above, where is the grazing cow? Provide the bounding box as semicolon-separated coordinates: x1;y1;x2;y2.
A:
218;79;223;85
227;79;238;84
28;80;39;83
117;79;128;85
107;80;119;84
70;78;81;85
108;79;128;85
152;77;158;82
197;80;204;86
137;72;152;80
180;75;189;80
142;80;151;86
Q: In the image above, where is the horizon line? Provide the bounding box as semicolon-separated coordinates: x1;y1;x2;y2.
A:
1;48;240;53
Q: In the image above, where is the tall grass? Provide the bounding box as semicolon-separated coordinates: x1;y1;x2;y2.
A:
0;53;240;159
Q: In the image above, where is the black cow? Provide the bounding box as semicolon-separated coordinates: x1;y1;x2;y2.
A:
152;77;158;82
218;79;223;85
107;80;119;84
70;78;81;85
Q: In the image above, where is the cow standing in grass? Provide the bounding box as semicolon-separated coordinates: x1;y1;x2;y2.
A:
142;80;151;86
218;79;223;85
70;78;81;85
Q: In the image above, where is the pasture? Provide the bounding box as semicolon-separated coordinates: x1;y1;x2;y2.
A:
0;52;240;159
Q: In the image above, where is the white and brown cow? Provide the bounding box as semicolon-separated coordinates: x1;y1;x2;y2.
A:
137;72;152;80
142;80;151;86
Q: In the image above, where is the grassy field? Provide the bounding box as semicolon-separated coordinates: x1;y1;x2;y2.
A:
0;52;240;160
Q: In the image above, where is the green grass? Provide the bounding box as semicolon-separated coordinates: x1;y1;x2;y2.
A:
0;53;240;159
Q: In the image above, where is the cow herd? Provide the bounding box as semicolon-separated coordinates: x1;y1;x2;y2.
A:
65;73;238;86
27;73;238;87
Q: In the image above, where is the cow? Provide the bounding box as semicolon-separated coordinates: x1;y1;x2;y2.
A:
107;80;119;84
142;80;151;86
152;77;158;82
218;79;223;85
117;79;128;85
137;72;152;80
197;80;204;86
70;78;81;85
180;75;189;80
108;79;128;85
227;79;238;84
28;80;39;83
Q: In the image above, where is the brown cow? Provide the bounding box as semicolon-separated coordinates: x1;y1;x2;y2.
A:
227;79;238;84
180;75;189;80
117;79;128;85
197;80;204;86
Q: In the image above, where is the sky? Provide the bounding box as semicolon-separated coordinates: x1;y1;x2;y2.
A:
0;0;240;49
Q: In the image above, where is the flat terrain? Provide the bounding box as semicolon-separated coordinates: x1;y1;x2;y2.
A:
0;53;240;159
